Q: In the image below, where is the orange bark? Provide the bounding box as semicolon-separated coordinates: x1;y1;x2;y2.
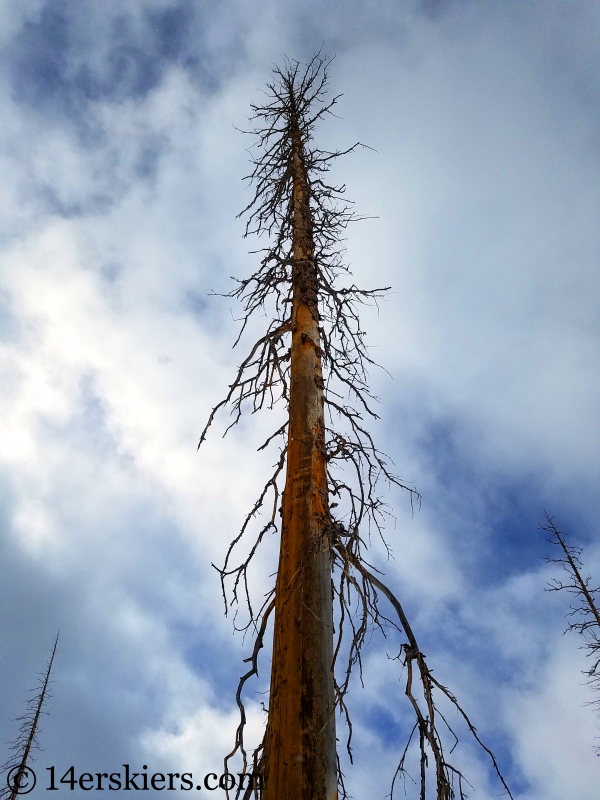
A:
263;121;337;800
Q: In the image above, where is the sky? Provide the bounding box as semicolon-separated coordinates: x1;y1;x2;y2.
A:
1;0;599;797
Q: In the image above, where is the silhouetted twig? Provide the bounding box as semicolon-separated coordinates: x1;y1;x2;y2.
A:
542;513;600;752
1;633;59;800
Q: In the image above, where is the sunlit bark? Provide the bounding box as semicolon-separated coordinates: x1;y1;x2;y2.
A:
263;119;336;800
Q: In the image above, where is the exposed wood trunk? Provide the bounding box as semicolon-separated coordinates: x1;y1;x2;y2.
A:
202;57;512;800
263;114;337;800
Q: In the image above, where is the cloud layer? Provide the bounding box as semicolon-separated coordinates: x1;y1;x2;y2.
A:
1;2;599;798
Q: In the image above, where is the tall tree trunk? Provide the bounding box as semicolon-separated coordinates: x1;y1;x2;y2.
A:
263;115;337;800
202;56;512;800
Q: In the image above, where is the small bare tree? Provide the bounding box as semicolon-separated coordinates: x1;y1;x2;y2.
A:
200;54;511;800
1;633;59;800
541;513;600;748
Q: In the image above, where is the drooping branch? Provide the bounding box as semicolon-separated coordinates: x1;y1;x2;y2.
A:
222;595;276;788
330;529;513;800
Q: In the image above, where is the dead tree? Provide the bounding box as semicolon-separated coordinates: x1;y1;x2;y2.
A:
541;513;600;747
1;633;59;800
199;55;512;800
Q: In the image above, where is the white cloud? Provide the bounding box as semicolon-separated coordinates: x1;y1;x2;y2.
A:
1;2;600;798
508;639;599;800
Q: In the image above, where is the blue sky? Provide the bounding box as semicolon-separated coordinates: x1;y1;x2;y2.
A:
1;1;599;797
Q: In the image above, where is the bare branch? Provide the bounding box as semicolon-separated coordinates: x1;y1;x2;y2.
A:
1;633;59;800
